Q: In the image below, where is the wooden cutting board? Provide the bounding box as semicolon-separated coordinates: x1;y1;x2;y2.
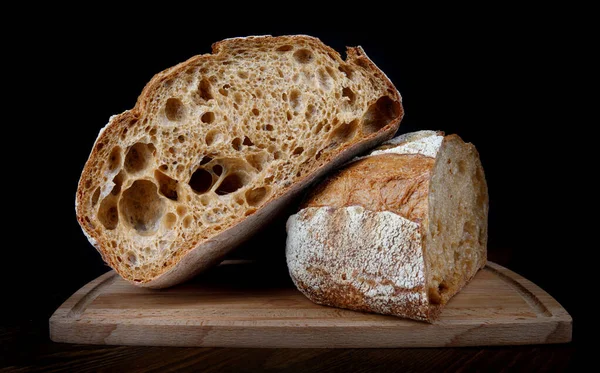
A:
50;261;571;348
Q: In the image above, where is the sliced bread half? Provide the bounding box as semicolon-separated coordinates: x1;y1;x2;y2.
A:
76;35;403;288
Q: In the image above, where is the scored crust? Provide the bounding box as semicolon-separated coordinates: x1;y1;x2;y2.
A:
286;131;488;322
75;35;403;287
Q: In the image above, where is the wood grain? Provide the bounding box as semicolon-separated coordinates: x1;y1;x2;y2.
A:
49;261;571;348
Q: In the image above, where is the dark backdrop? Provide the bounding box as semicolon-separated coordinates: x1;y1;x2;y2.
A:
8;19;583;347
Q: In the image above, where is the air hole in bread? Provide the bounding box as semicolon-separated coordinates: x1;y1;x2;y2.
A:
197;78;213;101
313;121;325;134
276;45;293;52
111;171;125;196
183;215;193;228
286;112;293;121
205;129;222;146
154;170;179;201
177;206;187;216
200;156;212;165
292;147;304;156
342;87;355;105
189;168;213;194
273;151;282;160
215;173;247;195
108;146;122;171
251;108;260;116
98;195;119;230
338;64;354;79
234;92;243;105
165;98;185;121
127;253;137;266
212;164;223;176
120;180;165;236
124;143;155;174
293;49;313;64
265;124;274;131
361;96;401;134
201;111;215;124
177;135;185;143
289;90;302;111
305;104;317;121
246;152;268;171
242;136;254;146
164;212;177;230
91;187;100;207
231;138;242;151
330;119;359;144
245;187;269;206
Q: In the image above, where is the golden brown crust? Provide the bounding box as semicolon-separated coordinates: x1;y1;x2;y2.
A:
75;35;403;287
304;154;434;223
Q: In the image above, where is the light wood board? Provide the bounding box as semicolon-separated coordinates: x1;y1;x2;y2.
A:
50;261;571;347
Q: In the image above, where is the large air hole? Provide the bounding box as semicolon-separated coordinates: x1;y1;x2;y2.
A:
124;143;155;174
98;195;119;230
198;78;213;101
330;120;359;144
243;136;254;146
361;96;401;134
164;213;177;230
342;87;356;105
245;187;269;206
189;168;214;194
165;98;185;121
154;170;179;201
212;164;223;176
338;64;354;79
91;187;100;206
201;112;215;124
215;173;247;195
119;180;165;235
111;171;125;196
108;146;122;171
232;138;242;151
276;45;293;52
293;49;313;64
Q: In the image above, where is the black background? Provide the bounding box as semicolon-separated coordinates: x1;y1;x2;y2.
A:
7;13;586;356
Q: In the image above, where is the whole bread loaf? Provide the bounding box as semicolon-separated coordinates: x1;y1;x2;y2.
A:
76;35;403;288
286;131;488;322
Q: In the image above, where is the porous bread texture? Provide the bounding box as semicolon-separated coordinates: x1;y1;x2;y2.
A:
75;35;403;287
286;131;488;322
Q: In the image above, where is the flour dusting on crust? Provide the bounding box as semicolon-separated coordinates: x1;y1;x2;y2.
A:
286;206;431;320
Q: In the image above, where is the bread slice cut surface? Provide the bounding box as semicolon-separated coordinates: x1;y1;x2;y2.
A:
76;35;403;287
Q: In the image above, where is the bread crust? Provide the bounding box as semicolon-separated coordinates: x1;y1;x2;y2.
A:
76;35;403;288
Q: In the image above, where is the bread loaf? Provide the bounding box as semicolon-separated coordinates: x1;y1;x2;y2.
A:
286;131;488;322
75;35;403;288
